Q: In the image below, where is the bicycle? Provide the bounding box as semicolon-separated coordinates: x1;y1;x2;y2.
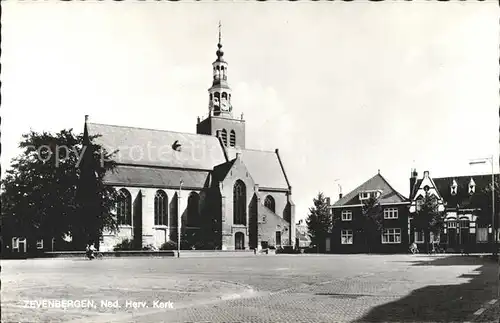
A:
86;251;104;260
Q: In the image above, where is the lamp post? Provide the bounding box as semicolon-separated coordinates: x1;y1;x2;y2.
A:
469;156;496;256
178;179;183;258
470;155;499;299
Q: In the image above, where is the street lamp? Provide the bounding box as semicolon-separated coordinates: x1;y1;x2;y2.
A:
470;155;499;299
469;156;496;256
178;179;183;258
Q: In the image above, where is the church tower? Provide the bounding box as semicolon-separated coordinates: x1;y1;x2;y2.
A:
196;22;246;149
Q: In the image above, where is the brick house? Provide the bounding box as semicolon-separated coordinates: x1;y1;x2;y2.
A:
330;172;411;254
409;169;499;253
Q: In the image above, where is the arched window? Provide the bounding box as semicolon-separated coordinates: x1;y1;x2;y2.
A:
221;66;225;71
154;190;168;226
230;130;236;147
117;189;132;226
235;232;245;250
187;192;200;228
221;129;228;146
214;92;220;100
233;180;246;225
264;195;275;213
222;92;227;100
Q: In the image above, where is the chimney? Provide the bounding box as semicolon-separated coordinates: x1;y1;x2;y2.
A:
410;168;418;200
197;116;200;124
339;193;343;200
326;197;331;206
85;115;89;122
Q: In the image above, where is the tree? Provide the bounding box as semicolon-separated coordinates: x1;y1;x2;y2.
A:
413;192;444;253
306;192;332;252
360;196;384;253
1;129;118;252
72;128;119;249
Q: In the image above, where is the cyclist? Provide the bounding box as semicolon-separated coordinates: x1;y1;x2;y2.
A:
409;242;419;254
86;242;96;259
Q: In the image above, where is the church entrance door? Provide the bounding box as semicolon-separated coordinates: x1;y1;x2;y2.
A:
235;232;245;250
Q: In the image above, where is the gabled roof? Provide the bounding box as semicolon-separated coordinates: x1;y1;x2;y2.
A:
413;173;500;208
333;173;408;207
103;165;210;189
226;147;289;190
212;159;237;182
412;171;443;201
87;123;227;170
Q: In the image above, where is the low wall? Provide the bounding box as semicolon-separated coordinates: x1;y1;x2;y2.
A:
43;250;176;258
176;249;275;257
5;249;278;259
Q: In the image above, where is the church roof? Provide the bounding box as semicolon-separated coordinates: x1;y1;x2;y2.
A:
103;165;210;189
87;123;227;170
86;122;291;191
333;173;409;207
226;148;289;190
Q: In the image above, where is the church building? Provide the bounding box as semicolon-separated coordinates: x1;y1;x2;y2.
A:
85;28;295;251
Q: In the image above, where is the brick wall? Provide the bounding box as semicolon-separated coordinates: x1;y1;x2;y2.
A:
331;204;410;254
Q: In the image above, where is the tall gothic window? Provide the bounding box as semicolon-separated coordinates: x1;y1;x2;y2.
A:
230;130;236;147
264;195;275;213
233;180;246;225
117;189;132;226
154;190;168;226
221;129;228;146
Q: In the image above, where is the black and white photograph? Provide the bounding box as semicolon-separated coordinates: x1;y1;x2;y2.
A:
1;1;499;322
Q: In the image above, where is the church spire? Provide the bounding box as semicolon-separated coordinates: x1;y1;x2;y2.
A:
216;21;225;62
208;21;232;117
218;20;222;44
196;22;246;149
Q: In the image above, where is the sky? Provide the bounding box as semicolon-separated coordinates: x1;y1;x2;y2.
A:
2;1;499;221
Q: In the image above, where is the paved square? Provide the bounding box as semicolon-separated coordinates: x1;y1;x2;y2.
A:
2;254;497;322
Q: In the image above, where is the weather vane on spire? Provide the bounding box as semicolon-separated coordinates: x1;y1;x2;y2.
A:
218;20;222;44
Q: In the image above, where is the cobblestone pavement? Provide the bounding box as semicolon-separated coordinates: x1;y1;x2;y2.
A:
2;254;497;322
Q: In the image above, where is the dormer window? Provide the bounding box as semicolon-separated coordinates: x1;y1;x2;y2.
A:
469;178;476;195
451;179;457;196
359;192;370;200
359;190;382;201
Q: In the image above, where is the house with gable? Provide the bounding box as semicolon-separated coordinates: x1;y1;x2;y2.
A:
409;169;499;253
329;171;411;254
